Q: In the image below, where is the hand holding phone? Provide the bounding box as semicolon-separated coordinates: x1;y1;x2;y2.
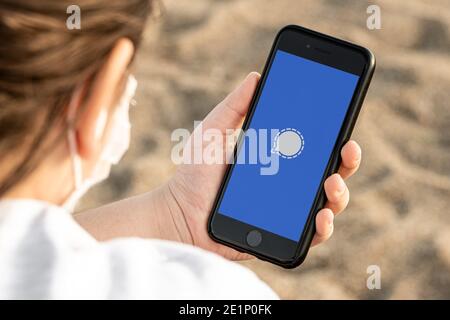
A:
208;25;375;268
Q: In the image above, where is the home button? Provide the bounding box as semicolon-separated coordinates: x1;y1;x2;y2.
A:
246;230;262;247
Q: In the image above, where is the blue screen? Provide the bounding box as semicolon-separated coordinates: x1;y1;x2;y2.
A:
218;50;359;241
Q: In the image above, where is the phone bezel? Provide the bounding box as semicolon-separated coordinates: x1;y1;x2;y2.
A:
208;25;375;268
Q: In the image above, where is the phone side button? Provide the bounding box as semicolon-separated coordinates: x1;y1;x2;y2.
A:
246;230;262;247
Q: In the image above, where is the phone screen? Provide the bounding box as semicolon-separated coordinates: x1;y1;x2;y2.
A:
217;49;360;242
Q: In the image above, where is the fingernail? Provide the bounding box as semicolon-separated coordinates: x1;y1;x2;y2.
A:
327;211;334;227
247;71;260;80
336;177;345;196
351;141;362;164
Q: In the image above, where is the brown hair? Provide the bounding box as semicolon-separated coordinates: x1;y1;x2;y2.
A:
0;0;154;196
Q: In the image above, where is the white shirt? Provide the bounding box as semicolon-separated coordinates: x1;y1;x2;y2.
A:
0;200;278;299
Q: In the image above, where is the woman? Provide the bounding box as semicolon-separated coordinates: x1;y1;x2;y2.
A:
0;0;362;299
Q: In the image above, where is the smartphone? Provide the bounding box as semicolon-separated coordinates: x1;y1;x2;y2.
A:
208;25;375;268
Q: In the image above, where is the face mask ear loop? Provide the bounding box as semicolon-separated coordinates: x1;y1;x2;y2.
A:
67;89;83;189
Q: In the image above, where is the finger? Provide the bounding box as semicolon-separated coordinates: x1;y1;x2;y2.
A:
216;242;254;261
203;72;260;131
231;251;254;261
311;208;334;246
338;140;361;179
324;173;350;215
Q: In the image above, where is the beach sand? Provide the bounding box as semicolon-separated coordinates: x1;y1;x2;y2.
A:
79;0;450;299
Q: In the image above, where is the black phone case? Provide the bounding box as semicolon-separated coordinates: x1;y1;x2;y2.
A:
208;25;376;268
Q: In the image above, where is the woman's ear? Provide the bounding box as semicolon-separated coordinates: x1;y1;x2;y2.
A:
75;38;135;161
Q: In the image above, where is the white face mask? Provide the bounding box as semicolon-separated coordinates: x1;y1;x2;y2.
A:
63;75;137;212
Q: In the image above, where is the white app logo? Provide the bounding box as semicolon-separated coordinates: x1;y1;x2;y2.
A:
271;128;304;159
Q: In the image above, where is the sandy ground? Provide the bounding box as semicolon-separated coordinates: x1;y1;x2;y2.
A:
80;0;450;299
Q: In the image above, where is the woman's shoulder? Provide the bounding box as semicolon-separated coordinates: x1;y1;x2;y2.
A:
0;200;277;299
100;237;278;299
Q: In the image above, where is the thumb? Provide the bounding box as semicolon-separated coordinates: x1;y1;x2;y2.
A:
203;72;260;131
